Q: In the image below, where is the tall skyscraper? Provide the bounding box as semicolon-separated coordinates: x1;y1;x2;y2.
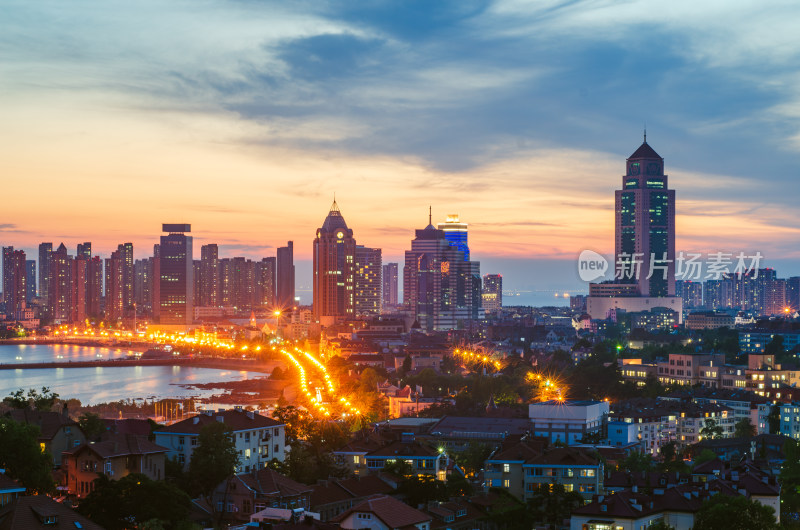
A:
354;245;382;315
2;247;27;314
382;263;399;307
25;260;36;303
438;214;470;261
276;241;295;309
199;244;220;307
313;201;356;323
404;211;481;331
38;243;52;309
159;224;193;326
615;136;676;297
482;274;502;315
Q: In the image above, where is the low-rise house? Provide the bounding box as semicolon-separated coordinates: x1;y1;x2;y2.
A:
0;495;104;529
62;434;167;498
423;499;488;530
523;447;604;501
364;434;456;480
689;433;788;470
332;429;393;476
334;494;432;530
528;400;609;445
0;475;25;508
387;386;448;418
310;475;394;521
154;407;285;472
212;467;313;523
6;408;86;467
484;440;545;500
423;416;533;453
571;463;781;529
485;441;603;502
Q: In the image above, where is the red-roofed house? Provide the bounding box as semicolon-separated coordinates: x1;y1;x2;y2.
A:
334;494;432;530
310;475;394;521
212;467;313;523
61;434;168;498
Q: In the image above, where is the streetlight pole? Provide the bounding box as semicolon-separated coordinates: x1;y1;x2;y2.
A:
274;310;282;341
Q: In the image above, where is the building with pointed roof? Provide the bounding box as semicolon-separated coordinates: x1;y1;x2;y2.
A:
313;199;357;325
586;136;683;322
615;135;676;298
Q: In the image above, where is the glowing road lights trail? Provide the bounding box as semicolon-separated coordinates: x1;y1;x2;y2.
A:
283;346;362;418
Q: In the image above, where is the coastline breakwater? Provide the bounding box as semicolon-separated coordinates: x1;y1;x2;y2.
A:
0;357;275;373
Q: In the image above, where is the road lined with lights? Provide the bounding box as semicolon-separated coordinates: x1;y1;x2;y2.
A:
452;348;502;370
279;346;362;419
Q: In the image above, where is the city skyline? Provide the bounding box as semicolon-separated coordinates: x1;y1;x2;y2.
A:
2;1;800;274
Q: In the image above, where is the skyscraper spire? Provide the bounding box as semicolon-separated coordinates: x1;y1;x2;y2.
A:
428;206;432;225
644;124;647;143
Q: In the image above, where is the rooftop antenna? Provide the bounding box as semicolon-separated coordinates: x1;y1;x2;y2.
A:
428;206;432;225
644;123;647;143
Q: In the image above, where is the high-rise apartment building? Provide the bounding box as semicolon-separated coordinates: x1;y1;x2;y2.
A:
152;244;161;320
313;201;356;323
199;244;220;307
2;247;27;314
69;258;87;323
159;224;193;326
382;263;399;308
438;214;470;261
38;243;52;309
77;242;92;260
676;280;703;308
276;241;295;309
86;256;103;318
482;274;502;315
118;243;134;311
105;249;126;321
193;260;202;309
787;277;800;312
25;260;36;303
354;245;382;316
49;244;71;324
256;257;276;309
404;212;481;331
615;137;676;297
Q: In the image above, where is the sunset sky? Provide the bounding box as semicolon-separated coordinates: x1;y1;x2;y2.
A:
2;1;800;298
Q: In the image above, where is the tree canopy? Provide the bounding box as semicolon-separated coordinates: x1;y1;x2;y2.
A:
692;494;777;530
78;473;192;530
3;387;59;410
187;422;239;499
0;417;55;493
